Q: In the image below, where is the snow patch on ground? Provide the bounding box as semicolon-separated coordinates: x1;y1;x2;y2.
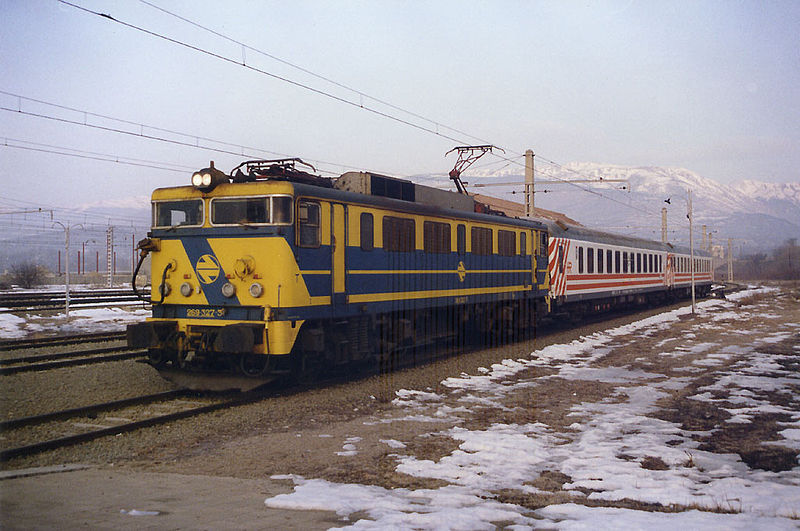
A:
265;287;800;528
0;306;148;339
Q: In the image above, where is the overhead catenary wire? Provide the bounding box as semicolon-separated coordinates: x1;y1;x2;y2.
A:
0;91;397;178
132;0;666;219
2;137;193;174
55;0;668;221
137;0;496;151
57;0;471;148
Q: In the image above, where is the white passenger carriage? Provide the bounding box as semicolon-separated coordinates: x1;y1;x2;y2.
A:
545;221;713;313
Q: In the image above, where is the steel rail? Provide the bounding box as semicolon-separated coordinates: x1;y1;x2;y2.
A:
0;331;126;351
0;349;147;375
1;345;133;365
0;391;267;461
0;390;190;430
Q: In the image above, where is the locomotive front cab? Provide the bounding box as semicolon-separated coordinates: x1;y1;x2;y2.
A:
127;161;318;380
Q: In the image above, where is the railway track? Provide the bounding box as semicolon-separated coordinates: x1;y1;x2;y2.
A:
0;331;127;351
0;289;149;312
0;389;268;461
0;345;146;375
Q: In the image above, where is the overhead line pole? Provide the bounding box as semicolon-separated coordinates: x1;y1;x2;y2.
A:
53;221;83;317
688;189;695;315
525;150;535;217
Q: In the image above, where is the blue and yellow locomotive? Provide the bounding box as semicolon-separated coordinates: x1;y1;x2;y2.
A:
127;159;551;387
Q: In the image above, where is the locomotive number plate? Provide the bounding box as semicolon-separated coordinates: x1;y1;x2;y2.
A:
186;308;227;318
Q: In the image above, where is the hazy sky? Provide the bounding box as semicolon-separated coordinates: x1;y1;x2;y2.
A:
1;0;799;209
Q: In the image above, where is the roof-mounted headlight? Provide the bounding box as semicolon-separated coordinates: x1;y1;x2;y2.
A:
192;161;228;192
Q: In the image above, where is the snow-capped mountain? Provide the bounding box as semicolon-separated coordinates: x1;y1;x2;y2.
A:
730;181;800;227
416;162;799;253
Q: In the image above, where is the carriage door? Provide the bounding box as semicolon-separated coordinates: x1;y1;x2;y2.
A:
331;203;346;304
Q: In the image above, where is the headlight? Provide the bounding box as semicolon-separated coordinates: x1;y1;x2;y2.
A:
191;161;228;191
249;282;263;298
221;282;236;298
159;282;171;297
180;282;193;297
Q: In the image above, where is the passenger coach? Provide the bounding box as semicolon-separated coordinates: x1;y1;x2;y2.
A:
546;221;713;313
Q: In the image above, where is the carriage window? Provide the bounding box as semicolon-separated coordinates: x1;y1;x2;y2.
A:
540;232;548;255
623;252;628;273
587;248;594;274
153;199;203;228
607;250;613;273
597;247;604;273
615;251;621;273
648;254;653;273
471;227;492;256
360;213;374;251
457;224;466;255
637;253;642;273
383;216;415;252
297;200;320;247
498;230;516;256
424;221;451;254
577;246;584;274
520;232;527;256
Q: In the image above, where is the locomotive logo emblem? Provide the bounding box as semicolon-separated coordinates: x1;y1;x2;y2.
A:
457;261;466;282
195;254;221;284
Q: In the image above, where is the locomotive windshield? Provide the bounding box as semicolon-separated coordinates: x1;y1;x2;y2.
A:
153;200;203;228
211;195;292;226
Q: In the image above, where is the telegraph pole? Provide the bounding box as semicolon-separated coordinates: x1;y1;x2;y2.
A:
661;207;668;243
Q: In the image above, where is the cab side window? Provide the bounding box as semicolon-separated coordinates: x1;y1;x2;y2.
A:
360;213;374;251
297;200;320;247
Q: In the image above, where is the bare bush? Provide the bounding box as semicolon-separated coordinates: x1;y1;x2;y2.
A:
9;262;47;288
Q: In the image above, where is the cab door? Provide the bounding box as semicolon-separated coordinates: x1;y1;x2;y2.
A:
331;203;346;304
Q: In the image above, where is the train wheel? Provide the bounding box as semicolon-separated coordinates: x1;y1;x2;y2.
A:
240;353;268;377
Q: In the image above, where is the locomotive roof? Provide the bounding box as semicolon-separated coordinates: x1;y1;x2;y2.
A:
544;220;711;257
292;180;549;230
152;179;548;231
